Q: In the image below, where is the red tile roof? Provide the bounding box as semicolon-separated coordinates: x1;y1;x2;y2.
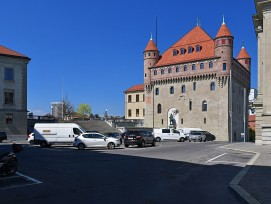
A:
0;45;29;59
144;39;158;52
154;26;215;67
215;23;233;38
125;84;144;93
237;47;251;59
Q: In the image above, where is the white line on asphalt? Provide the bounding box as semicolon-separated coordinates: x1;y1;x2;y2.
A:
205;153;227;163
16;172;42;184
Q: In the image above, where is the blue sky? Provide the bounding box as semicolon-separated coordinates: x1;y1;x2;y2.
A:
0;0;257;116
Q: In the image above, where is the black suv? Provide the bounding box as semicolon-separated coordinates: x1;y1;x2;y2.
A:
123;130;156;148
0;132;7;143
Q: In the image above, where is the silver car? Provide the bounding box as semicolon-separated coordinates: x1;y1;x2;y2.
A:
73;133;121;150
189;131;206;142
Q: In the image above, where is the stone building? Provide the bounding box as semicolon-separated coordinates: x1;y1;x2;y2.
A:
124;84;145;120
0;45;30;135
253;0;271;145
143;21;251;141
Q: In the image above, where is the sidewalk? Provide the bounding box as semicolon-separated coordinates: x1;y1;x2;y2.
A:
224;142;271;204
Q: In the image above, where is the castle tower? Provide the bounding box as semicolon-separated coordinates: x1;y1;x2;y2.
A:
143;35;159;85
214;18;234;74
237;45;251;71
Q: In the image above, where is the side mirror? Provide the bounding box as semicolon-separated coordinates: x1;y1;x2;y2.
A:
104;137;107;141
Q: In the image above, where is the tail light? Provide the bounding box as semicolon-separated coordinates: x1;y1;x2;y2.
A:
136;136;142;139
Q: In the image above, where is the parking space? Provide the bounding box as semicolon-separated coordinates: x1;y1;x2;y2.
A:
0;172;42;190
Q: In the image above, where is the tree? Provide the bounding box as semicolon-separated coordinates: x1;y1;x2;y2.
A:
77;104;91;119
62;96;74;120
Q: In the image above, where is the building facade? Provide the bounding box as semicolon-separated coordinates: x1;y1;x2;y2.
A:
253;0;271;145
0;45;30;135
124;84;145;120
51;102;63;118
143;22;251;141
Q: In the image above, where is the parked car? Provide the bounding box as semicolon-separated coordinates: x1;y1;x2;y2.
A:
153;128;185;142
0;132;7;143
189;131;206;142
179;128;202;140
27;133;35;145
123;130;156;148
73;133;121;150
104;132;122;144
202;131;216;141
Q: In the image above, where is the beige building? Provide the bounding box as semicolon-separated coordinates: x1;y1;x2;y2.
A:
124;84;145;120
143;21;251;141
0;45;30;135
253;0;271;145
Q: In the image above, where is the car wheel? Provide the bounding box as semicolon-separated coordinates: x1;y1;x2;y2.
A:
189;140;191;142
139;140;145;148
156;137;161;142
5;164;17;176
29;140;34;145
0;140;2;143
125;144;129;148
107;142;115;149
40;141;47;148
179;137;185;142
77;143;85;150
199;138;202;142
152;140;156;146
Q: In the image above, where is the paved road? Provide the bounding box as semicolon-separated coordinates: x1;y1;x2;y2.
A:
0;141;254;204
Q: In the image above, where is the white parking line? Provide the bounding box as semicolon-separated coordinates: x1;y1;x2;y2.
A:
205;153;227;163
16;172;42;184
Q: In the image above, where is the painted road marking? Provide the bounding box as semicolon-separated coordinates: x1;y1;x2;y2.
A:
205;153;227;163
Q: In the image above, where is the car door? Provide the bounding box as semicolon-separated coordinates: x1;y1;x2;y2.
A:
171;129;180;140
162;129;171;140
92;133;107;147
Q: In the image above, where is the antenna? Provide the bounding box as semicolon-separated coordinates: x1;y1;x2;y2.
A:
155;16;158;47
222;14;225;24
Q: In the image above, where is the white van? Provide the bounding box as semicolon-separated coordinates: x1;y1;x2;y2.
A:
34;123;86;147
179;128;202;139
153;128;185;142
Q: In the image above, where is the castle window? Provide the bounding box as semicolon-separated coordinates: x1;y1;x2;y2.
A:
161;69;165;75
189;100;192;111
170;86;174;94
155;88;159;95
222;39;226;44
143;94;145;102
215;40;219;46
192;64;196;70
4;90;14;105
143;108;145;116
157;104;162;114
245;60;249;64
209;61;213;68
128;109;132;117
202;101;207;111
145;73;147;77
154;70;157;75
176;66;180;73
181;118;183;124
136;109;139;117
188;46;194;53
196;45;202;52
180;48;186;55
5;113;13;124
4;68;14;81
228;39;232;44
204;118;206;124
136;94;139;102
168;67;172;74
181;85;186;93
128;95;132;103
173;49;178;56
223;63;227;71
210;82;215;91
148;52;151;56
184;65;187;72
200;62;204;69
193;82;196;91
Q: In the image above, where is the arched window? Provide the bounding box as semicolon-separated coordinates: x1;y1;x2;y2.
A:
196;45;202;52
154;70;157;75
209;61;213;68
157;104;162;114
200;62;204;69
181;85;186;93
202;101;207;111
184;65;187;72
176;66;180;73
210;82;215;91
155;88;159;95
161;69;165;75
173;49;178;56
168;67;172;74
188;46;194;53
192;64;196;70
170;86;174;94
180;48;186;55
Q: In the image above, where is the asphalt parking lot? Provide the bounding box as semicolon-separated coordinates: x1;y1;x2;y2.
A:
0;141;255;204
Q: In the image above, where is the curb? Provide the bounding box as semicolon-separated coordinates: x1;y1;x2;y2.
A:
220;144;261;204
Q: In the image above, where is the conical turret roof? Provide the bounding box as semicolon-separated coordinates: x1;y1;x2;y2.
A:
144;39;158;52
215;23;233;38
237;46;250;59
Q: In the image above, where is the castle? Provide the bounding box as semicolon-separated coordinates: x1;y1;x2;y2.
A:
142;20;251;141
